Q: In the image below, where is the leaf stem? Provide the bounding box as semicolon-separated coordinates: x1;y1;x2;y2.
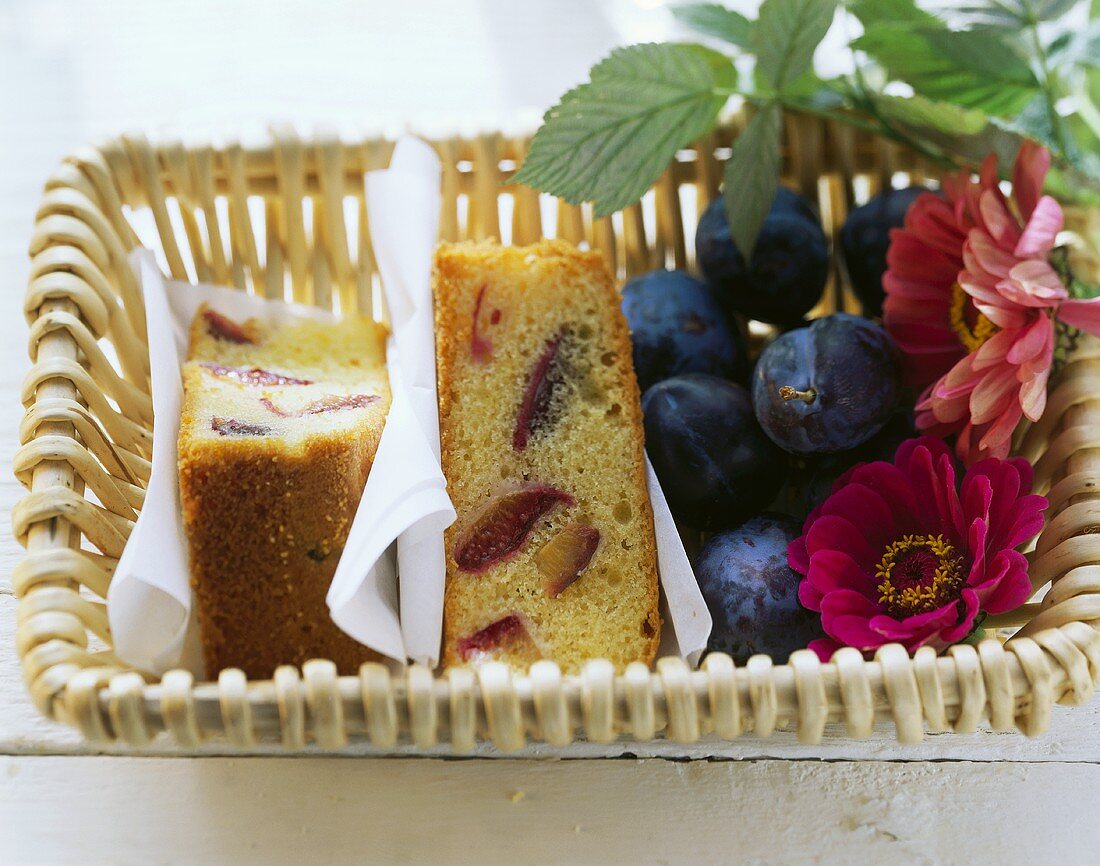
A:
1021;0;1069;153
741;90;957;171
1074;86;1100;144
719;86;907;144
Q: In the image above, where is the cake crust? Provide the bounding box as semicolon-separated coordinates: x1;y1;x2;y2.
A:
435;240;662;672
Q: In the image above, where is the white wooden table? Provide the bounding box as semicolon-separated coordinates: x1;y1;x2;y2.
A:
2;2;1099;863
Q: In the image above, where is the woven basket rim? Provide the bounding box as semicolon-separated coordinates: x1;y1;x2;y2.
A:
13;121;1100;751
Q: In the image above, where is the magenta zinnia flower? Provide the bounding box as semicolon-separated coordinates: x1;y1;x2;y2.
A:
789;437;1045;660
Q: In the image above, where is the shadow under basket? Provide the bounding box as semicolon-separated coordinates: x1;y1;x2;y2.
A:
13;116;1100;751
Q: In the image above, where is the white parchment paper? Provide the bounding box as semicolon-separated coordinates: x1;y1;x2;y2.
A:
108;250;410;672
647;457;712;665
326;135;456;665
350;135;456;666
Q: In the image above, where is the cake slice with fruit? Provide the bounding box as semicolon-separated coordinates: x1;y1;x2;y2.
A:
178;305;391;678
435;239;661;673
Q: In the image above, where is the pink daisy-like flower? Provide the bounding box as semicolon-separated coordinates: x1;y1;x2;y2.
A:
882;177;973;388
884;142;1100;465
788;437;1046;661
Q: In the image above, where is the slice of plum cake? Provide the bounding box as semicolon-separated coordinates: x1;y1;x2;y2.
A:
435;240;661;673
178;305;391;678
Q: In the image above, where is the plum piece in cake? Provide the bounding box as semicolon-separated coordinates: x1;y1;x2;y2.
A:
179;305;391;679
435;240;662;673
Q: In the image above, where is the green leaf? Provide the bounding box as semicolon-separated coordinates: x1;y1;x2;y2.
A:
854;25;1039;114
888;113;1022;166
512;43;736;217
934;0;1081;28
1037;0;1082;19
754;0;838;92
919;27;1035;84
1070;277;1100;300
991;93;1059;148
849;0;944;29
873;93;988;135
933;4;1027;28
962;626;988;646
990;94;1100;184
672;4;753;50
723;103;782;256
1046;165;1100;207
752;64;827;99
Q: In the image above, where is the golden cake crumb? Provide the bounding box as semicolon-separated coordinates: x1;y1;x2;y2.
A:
435;240;661;673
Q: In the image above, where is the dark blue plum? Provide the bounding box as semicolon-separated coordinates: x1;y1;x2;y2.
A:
621;269;749;391
643;374;787;530
772;186;821;223
840;186;932;317
753;313;901;454
695;513;823;664
695;189;829;325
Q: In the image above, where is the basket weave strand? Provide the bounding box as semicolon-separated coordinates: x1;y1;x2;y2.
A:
13;118;1100;750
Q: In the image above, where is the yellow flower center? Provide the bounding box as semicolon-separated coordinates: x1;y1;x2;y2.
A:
876;534;966;618
949;282;998;352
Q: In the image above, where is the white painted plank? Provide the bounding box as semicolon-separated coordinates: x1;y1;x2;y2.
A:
3;756;1098;865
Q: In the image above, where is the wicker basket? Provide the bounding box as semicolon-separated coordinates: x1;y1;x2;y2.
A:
13;115;1100;751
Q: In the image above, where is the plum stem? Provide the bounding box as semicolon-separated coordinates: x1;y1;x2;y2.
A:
778;385;817;405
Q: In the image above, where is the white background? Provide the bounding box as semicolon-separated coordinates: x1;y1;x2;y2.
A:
2;1;1100;863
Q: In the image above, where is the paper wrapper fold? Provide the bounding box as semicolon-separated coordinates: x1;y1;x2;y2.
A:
108;251;344;674
328;136;455;667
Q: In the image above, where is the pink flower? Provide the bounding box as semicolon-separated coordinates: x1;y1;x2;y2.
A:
885;142;1100;464
788;437;1045;661
882;180;972;388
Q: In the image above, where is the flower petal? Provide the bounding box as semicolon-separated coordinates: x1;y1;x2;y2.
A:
968;364;1019;425
808;638;842;662
967;515;989;579
1014;196;1063;259
806;515;884;572
1058;298;1100;335
978;550;1034;613
820;588;881;615
967;229;1017;279
805;549;879;600
1006;315;1053;365
788;535;811;575
979;189;1021;250
798;578;825;612
844;461;922;536
871;600;963;641
824;613;891;652
976;403;1022;458
977;301;1030;330
897;439;964;541
1012;140;1051;222
995;493;1047;551
1002;259;1068;307
939;589;982;643
819;486;898;558
970;328;1016;372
